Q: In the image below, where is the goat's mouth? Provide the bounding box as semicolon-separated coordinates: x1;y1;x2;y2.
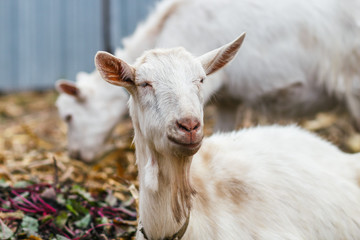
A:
167;135;203;150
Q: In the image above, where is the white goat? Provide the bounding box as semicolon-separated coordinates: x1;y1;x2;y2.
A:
56;70;128;161
95;35;360;240
57;0;360;162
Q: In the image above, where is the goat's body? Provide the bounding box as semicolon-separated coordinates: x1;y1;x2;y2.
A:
190;126;360;239
138;126;360;240
125;0;360;129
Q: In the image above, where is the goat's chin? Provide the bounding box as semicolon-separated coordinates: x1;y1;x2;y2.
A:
68;145;106;164
167;136;203;157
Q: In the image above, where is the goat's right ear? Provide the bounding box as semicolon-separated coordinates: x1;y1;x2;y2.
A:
94;51;135;90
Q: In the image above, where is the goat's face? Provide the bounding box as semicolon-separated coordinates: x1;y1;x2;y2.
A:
133;49;206;157
55;72;128;163
95;33;245;157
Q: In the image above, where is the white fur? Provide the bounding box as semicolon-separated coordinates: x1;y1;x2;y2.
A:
183;126;360;239
144;146;159;191
57;0;360;162
138;127;360;239
94;40;360;239
55;69;128;162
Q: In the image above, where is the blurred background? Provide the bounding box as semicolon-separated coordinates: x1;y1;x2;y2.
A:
0;0;158;92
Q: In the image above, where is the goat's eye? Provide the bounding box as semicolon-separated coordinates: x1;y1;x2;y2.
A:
200;77;205;83
65;114;72;122
139;82;152;88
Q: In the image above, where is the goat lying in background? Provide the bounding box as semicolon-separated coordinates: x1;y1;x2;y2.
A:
95;34;360;240
57;0;360;162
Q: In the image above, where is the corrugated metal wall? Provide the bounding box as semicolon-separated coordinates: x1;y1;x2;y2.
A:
0;0;157;91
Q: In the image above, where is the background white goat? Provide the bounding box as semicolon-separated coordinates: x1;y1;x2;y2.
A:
56;70;128;161
94;35;360;240
57;0;360;162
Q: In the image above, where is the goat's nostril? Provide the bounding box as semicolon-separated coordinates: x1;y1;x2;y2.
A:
176;118;201;132
177;121;188;132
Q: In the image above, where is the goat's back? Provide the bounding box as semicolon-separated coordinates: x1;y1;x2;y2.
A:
151;0;360;113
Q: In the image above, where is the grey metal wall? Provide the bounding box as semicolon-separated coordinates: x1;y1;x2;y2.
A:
0;0;157;91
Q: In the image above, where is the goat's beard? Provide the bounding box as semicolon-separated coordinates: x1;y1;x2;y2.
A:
167;157;196;223
172;144;202;157
139;131;198;223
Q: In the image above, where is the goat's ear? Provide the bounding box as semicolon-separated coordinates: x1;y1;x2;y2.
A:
95;51;135;90
198;32;246;76
56;79;80;97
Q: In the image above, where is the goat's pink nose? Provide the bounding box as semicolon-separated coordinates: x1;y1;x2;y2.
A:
176;117;201;133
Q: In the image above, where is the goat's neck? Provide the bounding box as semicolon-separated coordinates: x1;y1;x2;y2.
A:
134;131;195;239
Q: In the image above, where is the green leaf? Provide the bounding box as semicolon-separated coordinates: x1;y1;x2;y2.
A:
66;199;89;217
54;211;68;229
0;179;9;188
74;213;91;229
0;219;14;239
13;192;29;204
56;193;66;206
105;191;117;207
55;234;70;240
71;185;94;202
20;216;38;236
99;217;111;234
13;181;30;188
65;203;79;216
99;216;109;225
40;214;54;224
1;202;10;210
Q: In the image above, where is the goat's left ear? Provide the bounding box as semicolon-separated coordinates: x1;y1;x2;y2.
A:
95;51;135;90
198;32;246;76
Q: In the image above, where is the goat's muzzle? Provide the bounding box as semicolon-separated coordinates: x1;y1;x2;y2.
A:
167;117;203;156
